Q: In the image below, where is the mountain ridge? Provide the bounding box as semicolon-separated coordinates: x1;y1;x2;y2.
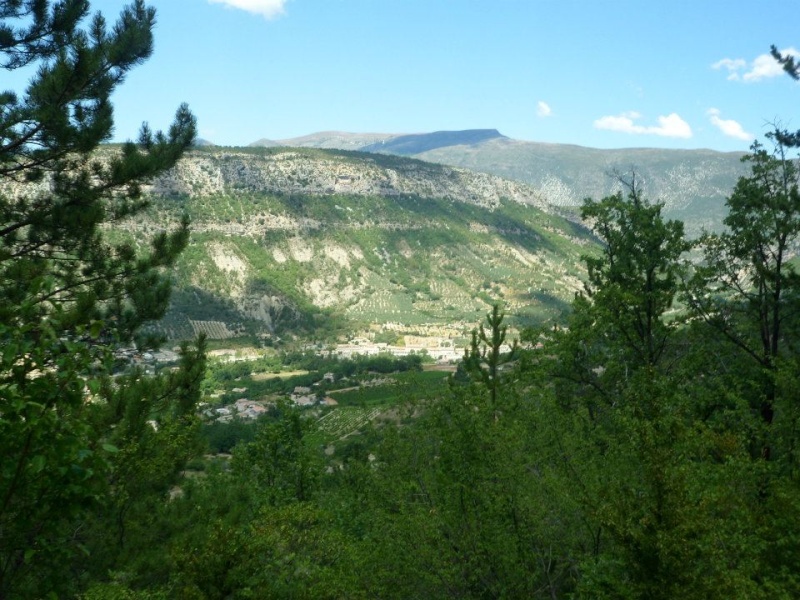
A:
360;129;507;155
148;146;552;212
247;130;749;235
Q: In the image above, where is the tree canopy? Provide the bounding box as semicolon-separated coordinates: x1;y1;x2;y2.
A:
0;2;203;597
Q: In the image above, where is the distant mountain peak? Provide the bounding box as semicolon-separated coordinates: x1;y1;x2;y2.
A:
251;132;393;150
361;129;506;155
248;129;507;154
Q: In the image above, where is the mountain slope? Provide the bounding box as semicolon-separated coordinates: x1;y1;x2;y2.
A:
122;147;595;341
415;137;747;235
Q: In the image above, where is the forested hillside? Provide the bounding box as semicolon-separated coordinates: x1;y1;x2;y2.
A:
72;138;800;600
2;2;800;599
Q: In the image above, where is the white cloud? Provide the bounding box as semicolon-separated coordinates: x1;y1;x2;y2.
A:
712;58;746;71
712;48;799;82
593;112;692;138
743;51;792;81
208;0;288;19
707;108;753;141
536;101;552;117
712;58;747;81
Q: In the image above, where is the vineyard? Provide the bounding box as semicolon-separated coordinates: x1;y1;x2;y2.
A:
328;370;450;406
315;406;385;439
189;319;242;339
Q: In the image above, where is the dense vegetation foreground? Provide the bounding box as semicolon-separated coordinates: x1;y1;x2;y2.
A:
2;1;800;598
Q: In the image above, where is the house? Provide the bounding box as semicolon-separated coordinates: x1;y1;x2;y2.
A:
291;394;316;407
233;398;269;420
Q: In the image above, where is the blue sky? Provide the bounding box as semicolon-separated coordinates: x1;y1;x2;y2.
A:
96;0;800;151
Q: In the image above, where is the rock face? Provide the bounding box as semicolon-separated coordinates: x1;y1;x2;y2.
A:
148;147;551;212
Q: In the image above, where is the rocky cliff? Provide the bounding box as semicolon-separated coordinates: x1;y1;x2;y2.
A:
149;147;551;212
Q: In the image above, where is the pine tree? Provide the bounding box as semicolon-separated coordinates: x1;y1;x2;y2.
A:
0;2;199;597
